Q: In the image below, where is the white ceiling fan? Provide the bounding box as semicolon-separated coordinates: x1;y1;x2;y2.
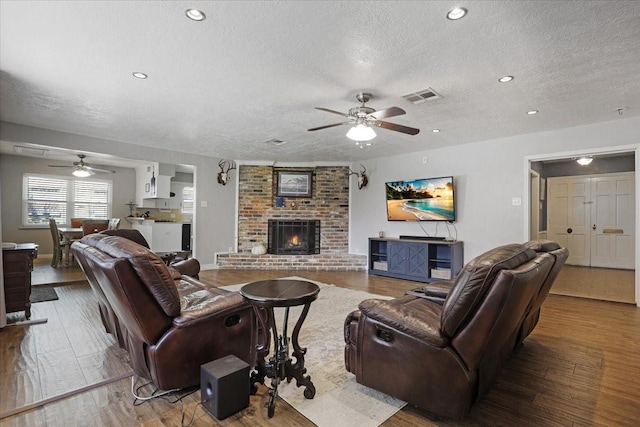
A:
308;92;420;142
48;154;116;177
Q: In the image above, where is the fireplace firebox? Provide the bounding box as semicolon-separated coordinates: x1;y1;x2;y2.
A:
268;219;320;255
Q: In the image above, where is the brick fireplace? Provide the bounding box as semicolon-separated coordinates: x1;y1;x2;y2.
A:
216;165;366;270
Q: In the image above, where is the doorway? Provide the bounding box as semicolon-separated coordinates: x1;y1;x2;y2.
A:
547;172;635;268
526;148;638;305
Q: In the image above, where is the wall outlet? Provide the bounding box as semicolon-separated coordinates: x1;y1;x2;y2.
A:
422;156;427;164
512;197;522;206
201;200;208;208
170;213;176;218
228;246;233;253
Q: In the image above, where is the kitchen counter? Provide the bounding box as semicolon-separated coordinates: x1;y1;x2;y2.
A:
131;221;183;252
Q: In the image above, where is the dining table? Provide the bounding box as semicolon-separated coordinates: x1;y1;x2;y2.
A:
57;227;83;266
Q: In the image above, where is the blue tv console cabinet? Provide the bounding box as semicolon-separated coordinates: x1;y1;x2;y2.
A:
368;237;463;283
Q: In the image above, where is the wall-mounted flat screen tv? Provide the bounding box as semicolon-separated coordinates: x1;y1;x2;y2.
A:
385;176;455;221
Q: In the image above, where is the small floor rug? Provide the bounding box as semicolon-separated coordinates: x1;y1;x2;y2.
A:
30;286;59;303
223;276;406;427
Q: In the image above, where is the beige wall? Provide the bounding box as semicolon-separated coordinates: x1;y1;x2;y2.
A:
0;153;135;254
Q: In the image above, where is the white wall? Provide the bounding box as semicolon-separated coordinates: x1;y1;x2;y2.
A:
0;122;236;265
350;116;640;264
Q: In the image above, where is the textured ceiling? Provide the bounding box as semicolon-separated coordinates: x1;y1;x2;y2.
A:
1;1;639;164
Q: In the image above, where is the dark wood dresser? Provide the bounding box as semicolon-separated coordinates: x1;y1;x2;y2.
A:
2;243;38;319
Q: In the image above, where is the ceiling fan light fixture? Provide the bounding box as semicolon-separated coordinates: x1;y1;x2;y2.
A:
447;7;467;20
185;9;206;21
72;168;92;178
132;72;148;79
346;124;376;142
576;156;593;166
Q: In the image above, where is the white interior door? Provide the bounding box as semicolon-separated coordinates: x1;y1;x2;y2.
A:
590;172;635;269
547;177;591;266
548;173;635;268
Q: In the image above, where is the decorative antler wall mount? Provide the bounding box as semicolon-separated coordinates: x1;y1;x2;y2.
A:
217;160;237;185
349;164;368;190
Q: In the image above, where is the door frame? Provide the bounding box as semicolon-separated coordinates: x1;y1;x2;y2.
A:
523;144;640;307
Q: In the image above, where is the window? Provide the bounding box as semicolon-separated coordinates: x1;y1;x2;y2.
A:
23;173;112;227
182;186;194;214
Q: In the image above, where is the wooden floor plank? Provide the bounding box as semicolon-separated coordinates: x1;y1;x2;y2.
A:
1;266;639;426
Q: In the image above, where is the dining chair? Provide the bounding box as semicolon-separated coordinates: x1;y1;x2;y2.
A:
49;218;67;268
107;218;121;230
82;219;109;236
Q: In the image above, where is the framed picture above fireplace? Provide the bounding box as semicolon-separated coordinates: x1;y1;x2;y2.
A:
276;170;313;198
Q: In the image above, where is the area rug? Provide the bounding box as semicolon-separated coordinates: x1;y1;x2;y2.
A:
222;276;406;427
30;286;59;303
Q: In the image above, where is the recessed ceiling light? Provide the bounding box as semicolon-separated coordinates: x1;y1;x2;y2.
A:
498;75;514;83
447;7;467;20
132;72;148;79
185;9;206;21
527;110;538;115
432;129;441;133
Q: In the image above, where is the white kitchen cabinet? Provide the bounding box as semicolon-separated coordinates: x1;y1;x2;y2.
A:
151;223;182;252
155;199;171;209
136;163;175;207
132;221;182;252
169;182;185;209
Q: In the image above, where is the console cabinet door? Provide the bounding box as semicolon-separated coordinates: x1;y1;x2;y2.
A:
407;243;428;277
387;242;408;274
388;242;428;278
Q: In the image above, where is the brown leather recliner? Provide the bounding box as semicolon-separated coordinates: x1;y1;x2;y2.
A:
71;234;256;390
100;229;197;275
344;243;565;418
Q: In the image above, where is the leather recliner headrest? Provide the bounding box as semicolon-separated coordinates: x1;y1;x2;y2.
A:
441;244;536;337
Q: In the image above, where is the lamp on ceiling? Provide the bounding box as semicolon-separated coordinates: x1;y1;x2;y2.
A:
576;156;593;166
72;167;93;178
346;123;376;142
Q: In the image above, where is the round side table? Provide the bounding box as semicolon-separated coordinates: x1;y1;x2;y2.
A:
240;279;320;418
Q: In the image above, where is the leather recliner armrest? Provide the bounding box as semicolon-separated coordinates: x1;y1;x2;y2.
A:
170;258;200;278
359;297;448;347
405;279;454;304
173;291;248;328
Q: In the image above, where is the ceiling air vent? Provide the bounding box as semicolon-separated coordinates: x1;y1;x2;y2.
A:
262;138;288;146
402;88;442;104
14;145;49;157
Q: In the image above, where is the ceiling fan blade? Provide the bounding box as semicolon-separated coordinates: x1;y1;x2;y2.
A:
85;165;116;174
368;106;406;120
374;120;420;135
315;107;351;118
308;122;350;131
48;164;74;168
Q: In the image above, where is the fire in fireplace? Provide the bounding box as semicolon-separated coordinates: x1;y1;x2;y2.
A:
268;219;320;255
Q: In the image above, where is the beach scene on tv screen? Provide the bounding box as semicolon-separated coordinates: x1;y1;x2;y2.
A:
385;177;454;221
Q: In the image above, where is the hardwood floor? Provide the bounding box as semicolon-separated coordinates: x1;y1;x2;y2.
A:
2;267;639;426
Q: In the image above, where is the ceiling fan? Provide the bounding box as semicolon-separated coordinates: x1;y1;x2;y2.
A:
308;92;420;142
48;154;116;177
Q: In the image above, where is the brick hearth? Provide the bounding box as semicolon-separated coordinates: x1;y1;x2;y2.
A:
216;165;367;270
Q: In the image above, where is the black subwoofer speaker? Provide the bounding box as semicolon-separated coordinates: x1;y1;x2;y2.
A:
200;355;250;420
